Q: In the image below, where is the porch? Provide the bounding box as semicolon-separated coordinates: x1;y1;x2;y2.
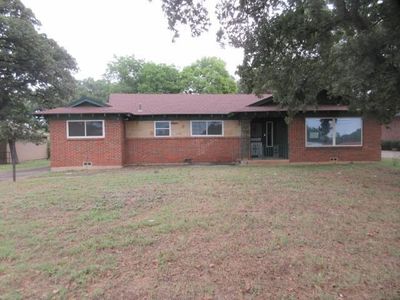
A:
247;117;289;160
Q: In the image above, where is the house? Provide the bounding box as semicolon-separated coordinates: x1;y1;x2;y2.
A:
37;94;381;170
0;140;48;164
382;113;400;142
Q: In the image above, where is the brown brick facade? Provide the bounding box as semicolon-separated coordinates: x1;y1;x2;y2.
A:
382;117;400;141
50;119;125;168
288;115;381;162
125;137;241;164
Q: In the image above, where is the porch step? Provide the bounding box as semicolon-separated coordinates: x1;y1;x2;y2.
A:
241;159;290;165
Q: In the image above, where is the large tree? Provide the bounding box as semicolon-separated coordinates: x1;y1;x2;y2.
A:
0;0;77;180
75;78;110;102
181;57;237;93
159;0;400;122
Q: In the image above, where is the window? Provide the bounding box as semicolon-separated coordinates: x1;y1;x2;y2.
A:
306;117;362;147
67;120;104;138
154;121;171;137
191;121;223;136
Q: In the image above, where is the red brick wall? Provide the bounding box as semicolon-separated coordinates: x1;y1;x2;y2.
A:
288;116;381;162
382;117;400;141
125;137;240;164
49;119;125;168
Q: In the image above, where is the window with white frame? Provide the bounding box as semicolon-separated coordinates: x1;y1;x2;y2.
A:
306;117;362;147
154;121;171;137
191;121;223;136
67;120;104;138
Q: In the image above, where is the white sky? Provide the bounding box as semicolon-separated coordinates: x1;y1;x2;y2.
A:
21;0;244;80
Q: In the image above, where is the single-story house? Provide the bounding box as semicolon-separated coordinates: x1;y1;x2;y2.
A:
382;113;400;141
37;94;381;170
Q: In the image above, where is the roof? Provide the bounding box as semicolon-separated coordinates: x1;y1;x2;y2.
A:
108;93;272;115
37;93;349;116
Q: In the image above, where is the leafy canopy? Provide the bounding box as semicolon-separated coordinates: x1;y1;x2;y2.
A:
0;0;77;143
181;57;237;94
75;55;237;99
158;0;400;122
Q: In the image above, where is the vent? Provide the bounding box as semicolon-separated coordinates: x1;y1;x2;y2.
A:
83;161;92;166
330;157;338;162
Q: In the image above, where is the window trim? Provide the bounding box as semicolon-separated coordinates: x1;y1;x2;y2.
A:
66;120;105;139
190;120;224;137
154;121;172;137
305;117;363;148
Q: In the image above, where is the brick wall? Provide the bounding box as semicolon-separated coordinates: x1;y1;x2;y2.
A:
49;119;125;168
288;115;381;162
125;137;241;164
382;117;400;141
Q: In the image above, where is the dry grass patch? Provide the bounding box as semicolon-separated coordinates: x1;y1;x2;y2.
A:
0;163;399;299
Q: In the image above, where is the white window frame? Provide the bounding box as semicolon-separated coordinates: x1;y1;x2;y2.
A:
305;117;363;147
66;120;105;139
190;120;224;137
154;121;171;137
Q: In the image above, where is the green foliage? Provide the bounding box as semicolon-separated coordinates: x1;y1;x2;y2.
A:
137;62;183;93
78;55;236;95
159;0;400;122
74;78;110;102
104;55;144;93
0;0;77;144
181;57;238;93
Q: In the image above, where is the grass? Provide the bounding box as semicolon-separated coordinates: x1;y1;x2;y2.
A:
0;159;49;173
0;162;399;299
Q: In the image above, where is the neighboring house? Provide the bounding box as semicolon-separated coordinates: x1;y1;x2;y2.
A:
0;140;48;164
382;113;400;141
37;94;381;170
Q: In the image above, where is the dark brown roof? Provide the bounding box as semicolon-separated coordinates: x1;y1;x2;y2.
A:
37;93;349;116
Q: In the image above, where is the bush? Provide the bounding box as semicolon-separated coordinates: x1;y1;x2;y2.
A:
382;140;400;150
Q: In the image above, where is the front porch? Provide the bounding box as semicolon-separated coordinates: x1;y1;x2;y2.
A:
240;116;289;161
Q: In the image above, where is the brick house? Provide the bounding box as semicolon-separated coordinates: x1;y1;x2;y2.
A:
37;94;381;170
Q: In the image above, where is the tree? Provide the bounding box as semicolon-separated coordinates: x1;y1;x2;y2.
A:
158;0;400;122
181;57;237;93
75;78;110;102
104;55;144;93
0;0;77;181
137;62;182;93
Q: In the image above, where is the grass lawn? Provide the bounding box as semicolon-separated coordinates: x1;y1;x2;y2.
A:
0;163;399;299
0;159;50;173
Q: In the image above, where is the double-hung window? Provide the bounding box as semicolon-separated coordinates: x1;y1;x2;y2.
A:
154;121;171;137
306;117;362;147
191;121;223;136
67;120;104;138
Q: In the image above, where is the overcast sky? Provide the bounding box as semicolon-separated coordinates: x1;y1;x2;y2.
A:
21;0;243;80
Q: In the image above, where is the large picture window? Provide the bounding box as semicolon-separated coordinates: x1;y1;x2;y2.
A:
154;121;171;137
306;118;362;147
191;121;223;136
67;120;104;138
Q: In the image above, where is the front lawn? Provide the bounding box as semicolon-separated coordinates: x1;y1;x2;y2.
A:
0;163;399;299
0;159;50;173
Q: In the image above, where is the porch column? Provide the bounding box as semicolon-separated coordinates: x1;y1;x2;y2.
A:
240;119;251;160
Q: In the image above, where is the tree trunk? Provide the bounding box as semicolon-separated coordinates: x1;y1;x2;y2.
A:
8;139;18;182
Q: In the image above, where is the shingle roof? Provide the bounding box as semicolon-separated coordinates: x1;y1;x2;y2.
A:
37;93;349;116
108;93;272;115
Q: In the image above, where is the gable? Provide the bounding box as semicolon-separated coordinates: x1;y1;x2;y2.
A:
69;97;108;108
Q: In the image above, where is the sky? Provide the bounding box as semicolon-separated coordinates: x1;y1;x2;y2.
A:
21;0;244;80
